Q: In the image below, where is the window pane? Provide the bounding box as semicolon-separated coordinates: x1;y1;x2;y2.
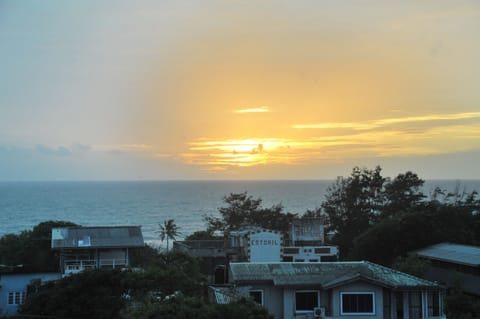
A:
8;292;14;305
296;291;319;311
409;292;421;319
14;292;21;305
358;294;373;312
428;292;440;316
342;293;374;314
249;291;263;305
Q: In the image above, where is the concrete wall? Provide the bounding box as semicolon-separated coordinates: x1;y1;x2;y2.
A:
247;284;284;319
0;273;61;316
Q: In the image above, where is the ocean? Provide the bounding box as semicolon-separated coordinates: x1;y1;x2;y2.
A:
1;180;479;245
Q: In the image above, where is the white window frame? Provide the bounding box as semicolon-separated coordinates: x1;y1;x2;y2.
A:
340;291;375;316
295;289;320;313
249;289;264;305
7;292;14;305
7;291;26;305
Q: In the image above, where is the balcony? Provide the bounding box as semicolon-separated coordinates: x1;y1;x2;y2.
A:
63;259;128;274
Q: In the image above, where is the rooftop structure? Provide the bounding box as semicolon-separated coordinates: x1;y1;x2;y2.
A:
225;262;445;319
229;261;440;289
415;242;480;267
51;226;144;275
51;226;144;249
414;242;480;296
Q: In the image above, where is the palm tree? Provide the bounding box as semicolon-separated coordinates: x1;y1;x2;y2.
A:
158;219;180;251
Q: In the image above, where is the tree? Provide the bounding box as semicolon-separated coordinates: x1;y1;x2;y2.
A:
445;287;480;319
21;269;128;318
391;255;431;277
383;171;425;216
21;250;273;319
350;202;480;265
123;295;273;319
205;192;297;233
185;230;218;241
321;166;386;258
0;220;77;273
205;192;263;232
159;219;180;251
21;251;207;318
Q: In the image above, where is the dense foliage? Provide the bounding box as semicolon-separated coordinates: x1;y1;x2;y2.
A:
321;166;427;257
184;230;219;240
20;250;272;319
21;269;129;318
445;288;480;319
0;220;76;273
350;202;480;264
125;296;272;319
204;191;297;232
321;166;480;319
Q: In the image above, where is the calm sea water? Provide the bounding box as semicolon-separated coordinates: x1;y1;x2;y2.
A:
1;180;479;245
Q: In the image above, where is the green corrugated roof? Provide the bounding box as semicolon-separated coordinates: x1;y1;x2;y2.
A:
229;262;440;289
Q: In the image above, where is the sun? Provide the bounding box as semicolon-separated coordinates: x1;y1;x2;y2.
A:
187;138;294;168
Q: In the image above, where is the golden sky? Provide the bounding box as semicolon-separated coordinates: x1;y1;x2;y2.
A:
132;1;480;178
1;1;480;180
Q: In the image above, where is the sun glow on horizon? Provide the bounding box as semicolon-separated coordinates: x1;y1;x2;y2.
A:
180;110;480;172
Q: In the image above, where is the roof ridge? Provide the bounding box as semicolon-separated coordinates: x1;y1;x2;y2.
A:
57;225;142;229
362;260;437;285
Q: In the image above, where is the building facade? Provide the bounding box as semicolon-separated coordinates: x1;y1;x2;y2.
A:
0;273;61;316
174;219;338;284
51;226;145;274
227;262;446;319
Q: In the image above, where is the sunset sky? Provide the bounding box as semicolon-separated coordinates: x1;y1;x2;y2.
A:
1;1;480;180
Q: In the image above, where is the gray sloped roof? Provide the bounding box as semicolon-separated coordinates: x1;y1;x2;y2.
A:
229;261;440;290
51;226;144;249
415;242;480;267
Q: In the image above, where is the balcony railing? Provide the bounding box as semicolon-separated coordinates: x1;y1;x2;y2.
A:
64;259;128;273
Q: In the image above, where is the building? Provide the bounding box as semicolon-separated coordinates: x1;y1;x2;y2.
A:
414;242;480;296
283;218;338;262
173;228;284;284
174;218;338;283
226;262;446;319
0;273;61;316
51;226;145;274
229;228;283;262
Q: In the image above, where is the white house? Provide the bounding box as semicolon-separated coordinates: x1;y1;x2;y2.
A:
0;273;61;316
227;262;446;319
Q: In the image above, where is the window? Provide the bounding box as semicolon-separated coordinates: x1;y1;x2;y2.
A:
341;292;375;315
428;292;440;316
295;290;319;312
7;291;26;305
249;290;264;305
409;292;421;319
